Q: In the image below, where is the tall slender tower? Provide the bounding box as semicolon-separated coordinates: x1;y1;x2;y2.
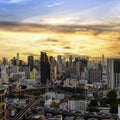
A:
107;58;120;90
17;53;19;61
102;54;105;73
28;56;34;71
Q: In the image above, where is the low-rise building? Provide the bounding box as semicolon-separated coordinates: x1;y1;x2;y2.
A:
68;100;87;111
44;92;64;100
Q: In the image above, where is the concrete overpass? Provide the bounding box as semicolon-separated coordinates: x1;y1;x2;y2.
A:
13;85;57;94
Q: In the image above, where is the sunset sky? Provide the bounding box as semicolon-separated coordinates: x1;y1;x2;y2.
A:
0;0;120;60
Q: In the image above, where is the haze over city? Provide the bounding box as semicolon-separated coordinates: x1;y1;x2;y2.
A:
0;0;120;60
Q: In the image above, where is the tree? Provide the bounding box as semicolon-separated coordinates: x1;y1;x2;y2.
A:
100;98;109;107
107;90;117;102
88;107;99;112
89;99;98;107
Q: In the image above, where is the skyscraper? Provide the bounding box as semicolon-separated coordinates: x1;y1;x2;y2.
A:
40;52;50;85
11;57;17;66
17;53;19;61
57;55;62;64
107;58;120;90
28;56;34;71
88;68;102;84
49;56;57;82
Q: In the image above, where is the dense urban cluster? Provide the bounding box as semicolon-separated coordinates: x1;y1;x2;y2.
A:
0;52;120;120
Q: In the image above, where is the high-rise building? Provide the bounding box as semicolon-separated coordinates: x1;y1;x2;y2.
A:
0;68;1;78
28;56;34;71
57;55;63;79
57;55;62;64
2;57;7;65
102;54;105;73
88;68;102;84
57;62;62;80
107;58;120;90
16;53;19;61
74;58;88;72
69;55;73;69
19;65;30;78
19;60;23;66
76;61;82;79
40;52;50;85
69;55;72;64
0;85;6;120
11;57;17;66
49;56;57;82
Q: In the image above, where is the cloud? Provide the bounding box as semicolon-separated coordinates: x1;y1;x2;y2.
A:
0;21;119;58
23;16;80;25
47;2;64;8
0;21;120;35
45;38;59;43
22;52;39;57
63;46;71;49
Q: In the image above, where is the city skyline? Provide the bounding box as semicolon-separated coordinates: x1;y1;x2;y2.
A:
0;0;120;60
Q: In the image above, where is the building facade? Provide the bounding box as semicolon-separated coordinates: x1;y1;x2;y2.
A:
68;100;87;111
28;56;34;71
107;58;120;89
40;52;50;85
88;69;102;84
0;86;6;120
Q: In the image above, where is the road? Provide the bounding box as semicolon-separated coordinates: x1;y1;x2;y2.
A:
12;98;40;120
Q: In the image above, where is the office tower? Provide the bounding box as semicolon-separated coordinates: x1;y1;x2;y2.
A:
88;68;102;84
56;55;63;79
11;57;17;66
107;58;120;90
16;53;19;65
17;53;19;61
40;52;50;85
2;57;7;65
76;61;82;80
69;55;73;70
19;60;23;66
102;54;105;73
69;55;72;64
74;57;88;72
57;55;62;64
28;56;34;71
49;56;57;82
19;65;30;78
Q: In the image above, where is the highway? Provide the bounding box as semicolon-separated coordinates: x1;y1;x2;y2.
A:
12;98;40;120
14;85;57;94
11;86;57;120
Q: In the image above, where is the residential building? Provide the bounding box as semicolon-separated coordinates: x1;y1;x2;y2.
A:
88;69;102;84
0;85;6;120
107;58;120;89
68;100;87;111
